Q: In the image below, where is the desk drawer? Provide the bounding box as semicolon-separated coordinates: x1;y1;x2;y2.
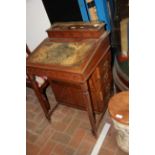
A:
98;51;111;78
51;81;86;110
89;75;112;112
88;51;112;112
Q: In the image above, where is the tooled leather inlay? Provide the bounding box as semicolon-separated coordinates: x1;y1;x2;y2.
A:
28;40;95;67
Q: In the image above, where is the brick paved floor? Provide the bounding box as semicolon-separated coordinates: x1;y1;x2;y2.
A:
26;86;128;155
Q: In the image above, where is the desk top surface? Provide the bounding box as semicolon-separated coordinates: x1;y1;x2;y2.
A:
27;31;109;72
26;31;110;83
27;39;96;68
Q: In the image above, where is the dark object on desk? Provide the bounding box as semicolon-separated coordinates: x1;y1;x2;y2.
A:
27;21;113;136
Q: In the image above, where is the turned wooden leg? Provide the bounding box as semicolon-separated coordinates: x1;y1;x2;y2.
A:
47;79;59;115
27;73;51;121
80;82;97;137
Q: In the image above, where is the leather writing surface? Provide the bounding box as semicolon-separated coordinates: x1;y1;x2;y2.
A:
28;39;95;67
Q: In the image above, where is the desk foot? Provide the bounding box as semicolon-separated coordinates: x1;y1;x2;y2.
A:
46;103;59;122
92;129;98;138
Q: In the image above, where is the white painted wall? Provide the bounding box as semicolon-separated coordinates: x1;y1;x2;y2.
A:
26;0;51;51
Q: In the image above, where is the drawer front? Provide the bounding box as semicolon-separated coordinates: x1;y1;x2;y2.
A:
98;50;111;78
51;81;86;110
89;51;113;113
90;50;112;91
89;76;112;112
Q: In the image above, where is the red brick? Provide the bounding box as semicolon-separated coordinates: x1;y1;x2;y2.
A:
53;144;65;155
69;128;86;148
65;118;81;135
38;141;56;155
76;140;94;155
26;102;37;112
53;143;75;155
75;110;88;122
76;147;89;155
84;132;97;144
98;148;115;155
51;132;71;144
64;147;75;155
35;119;49;134
27;130;39;143
62;114;72;124
26;142;40;155
27;86;119;155
26;120;37;131
52;110;66;122
35;126;52;147
26;111;36;120
34;106;42;114
51;121;68;132
102;127;118;152
79;121;90;130
34;111;44;122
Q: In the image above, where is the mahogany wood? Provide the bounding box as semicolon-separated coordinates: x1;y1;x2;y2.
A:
47;21;105;39
26;45;58;120
26;22;113;136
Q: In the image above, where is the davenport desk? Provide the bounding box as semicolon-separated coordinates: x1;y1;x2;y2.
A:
26;22;113;136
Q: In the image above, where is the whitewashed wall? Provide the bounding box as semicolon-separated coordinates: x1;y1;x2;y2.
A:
26;0;50;51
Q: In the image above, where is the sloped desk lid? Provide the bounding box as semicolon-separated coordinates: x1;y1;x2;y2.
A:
27;31;109;79
28;39;95;67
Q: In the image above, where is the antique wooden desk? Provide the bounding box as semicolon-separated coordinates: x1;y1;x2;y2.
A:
26;22;113;136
